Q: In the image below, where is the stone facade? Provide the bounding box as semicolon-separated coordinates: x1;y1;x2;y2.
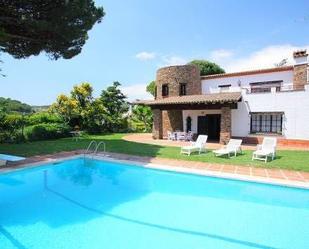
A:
152;109;162;139
293;50;308;90
162;110;183;138
152;64;233;141
152;65;200;139
220;107;231;144
156;65;201;99
293;64;308;90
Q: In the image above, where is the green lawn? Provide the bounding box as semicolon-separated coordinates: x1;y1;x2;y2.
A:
0;133;309;172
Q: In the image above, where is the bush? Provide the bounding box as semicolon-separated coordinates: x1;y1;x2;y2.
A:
25;123;70;141
0;114;25;143
0;132;24;143
27;112;62;125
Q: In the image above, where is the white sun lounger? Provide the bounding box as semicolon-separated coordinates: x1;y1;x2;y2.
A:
252;137;277;162
213;139;243;157
0;159;7;166
180;135;208;156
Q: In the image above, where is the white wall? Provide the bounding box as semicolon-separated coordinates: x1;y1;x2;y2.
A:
231;101;251;137
182;87;309;140
242;88;309;140
182;110;221;133
201;70;293;94
180;69;309;140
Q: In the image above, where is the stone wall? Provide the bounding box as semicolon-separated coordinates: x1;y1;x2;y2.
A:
156;65;201;99
162;110;183;138
293;64;308;90
152;109;162;139
220;107;231;144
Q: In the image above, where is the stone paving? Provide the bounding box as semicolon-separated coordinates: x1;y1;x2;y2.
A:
1;150;308;188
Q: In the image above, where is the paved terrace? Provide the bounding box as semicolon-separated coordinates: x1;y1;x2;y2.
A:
123;133;309;151
1;150;309;188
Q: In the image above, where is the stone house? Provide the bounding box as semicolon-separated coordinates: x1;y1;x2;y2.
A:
138;50;309;145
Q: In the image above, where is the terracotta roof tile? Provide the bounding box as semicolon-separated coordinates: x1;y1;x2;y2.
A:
135;92;242;106
201;66;293;80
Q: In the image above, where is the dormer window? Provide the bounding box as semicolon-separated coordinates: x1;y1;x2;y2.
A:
179;83;187;96
162;84;169;97
219;84;231;92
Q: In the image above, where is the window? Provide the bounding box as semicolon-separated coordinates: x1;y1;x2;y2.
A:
154;86;157;99
219;84;231;93
162;84;169;97
250;81;282;93
250;113;283;134
179;83;187;96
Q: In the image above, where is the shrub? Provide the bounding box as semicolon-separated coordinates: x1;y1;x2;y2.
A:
25;123;70;141
0;132;24;143
27;112;62;125
0;114;25;143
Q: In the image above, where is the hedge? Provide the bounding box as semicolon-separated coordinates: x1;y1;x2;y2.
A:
25;123;70;141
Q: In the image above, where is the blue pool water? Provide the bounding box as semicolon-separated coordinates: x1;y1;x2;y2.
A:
0;158;308;249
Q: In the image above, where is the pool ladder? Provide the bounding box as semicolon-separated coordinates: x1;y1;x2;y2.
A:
84;140;106;158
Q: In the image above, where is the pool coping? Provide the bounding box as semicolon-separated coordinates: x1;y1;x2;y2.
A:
1;151;309;189
90;155;309;190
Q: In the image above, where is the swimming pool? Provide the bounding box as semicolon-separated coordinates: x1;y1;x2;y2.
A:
0;158;308;249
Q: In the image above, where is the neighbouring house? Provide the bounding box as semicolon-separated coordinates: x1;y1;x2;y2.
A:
137;50;309;145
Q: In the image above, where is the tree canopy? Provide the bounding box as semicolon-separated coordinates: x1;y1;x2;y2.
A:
188;60;225;76
100;81;129;132
146;80;156;97
50;82;100;129
130;105;153;132
0;97;32;113
0;0;104;60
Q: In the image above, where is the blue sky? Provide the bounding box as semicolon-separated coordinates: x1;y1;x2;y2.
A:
1;0;309;105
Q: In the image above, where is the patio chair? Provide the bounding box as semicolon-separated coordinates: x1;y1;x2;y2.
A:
177;132;187;141
0;159;7;166
185;131;194;141
167;131;176;140
213;139;243;158
180;135;208;155
252;137;277;162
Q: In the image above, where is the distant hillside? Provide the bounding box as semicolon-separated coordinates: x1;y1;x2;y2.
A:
0;97;33;113
31;105;50;112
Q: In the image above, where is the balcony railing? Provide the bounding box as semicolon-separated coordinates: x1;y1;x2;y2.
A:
245;83;309;94
208;83;309;94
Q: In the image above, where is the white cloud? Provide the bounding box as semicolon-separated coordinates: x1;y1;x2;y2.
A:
120;83;153;101
223;44;309;72
161;56;188;66
135;51;156;61
210;49;234;61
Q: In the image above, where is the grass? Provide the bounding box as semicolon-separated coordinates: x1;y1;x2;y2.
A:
0;133;309;172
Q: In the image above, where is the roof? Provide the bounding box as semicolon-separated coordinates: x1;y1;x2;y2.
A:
135;92;242;106
201;66;293;80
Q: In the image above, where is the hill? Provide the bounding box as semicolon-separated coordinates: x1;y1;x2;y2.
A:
0;97;33;113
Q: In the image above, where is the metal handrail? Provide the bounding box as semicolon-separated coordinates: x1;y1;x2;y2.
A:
85;140;97;155
94;141;106;155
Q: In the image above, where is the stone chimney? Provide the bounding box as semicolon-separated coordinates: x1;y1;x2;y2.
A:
293;50;308;90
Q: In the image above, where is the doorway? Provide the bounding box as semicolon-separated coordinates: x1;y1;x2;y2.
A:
197;114;221;141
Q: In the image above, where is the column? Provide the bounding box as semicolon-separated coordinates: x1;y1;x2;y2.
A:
220;106;231;144
152;109;162;139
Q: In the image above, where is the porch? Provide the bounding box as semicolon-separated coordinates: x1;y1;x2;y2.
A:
146;92;242;144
